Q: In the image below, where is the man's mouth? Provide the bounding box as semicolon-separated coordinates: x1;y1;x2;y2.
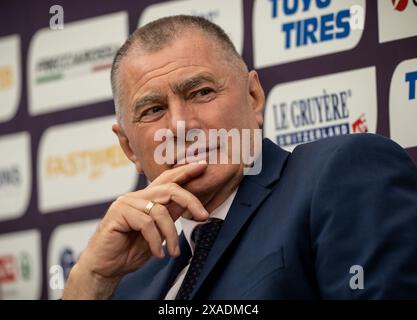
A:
173;145;219;168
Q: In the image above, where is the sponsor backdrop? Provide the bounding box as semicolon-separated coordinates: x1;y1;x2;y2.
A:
0;0;416;299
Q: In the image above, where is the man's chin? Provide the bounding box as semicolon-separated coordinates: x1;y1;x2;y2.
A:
181;170;212;196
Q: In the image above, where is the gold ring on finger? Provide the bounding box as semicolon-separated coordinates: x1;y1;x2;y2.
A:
144;201;156;215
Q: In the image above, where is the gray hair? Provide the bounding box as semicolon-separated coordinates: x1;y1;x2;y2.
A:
110;15;247;126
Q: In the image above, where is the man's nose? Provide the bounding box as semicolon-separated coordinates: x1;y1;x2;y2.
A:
167;98;201;137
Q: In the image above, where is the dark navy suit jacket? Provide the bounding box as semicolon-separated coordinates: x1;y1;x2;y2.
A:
113;134;417;299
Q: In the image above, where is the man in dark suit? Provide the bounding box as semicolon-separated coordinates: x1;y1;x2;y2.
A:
63;15;417;299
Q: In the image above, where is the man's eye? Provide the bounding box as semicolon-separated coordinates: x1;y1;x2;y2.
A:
194;88;214;98
138;106;164;122
198;88;213;96
143;106;163;116
199;88;213;96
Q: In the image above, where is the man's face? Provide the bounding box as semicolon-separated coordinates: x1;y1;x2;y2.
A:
113;31;265;200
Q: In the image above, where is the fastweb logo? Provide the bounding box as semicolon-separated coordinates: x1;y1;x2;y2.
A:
44;144;131;180
38;116;137;213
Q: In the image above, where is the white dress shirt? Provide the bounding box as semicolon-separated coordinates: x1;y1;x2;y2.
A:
164;188;238;300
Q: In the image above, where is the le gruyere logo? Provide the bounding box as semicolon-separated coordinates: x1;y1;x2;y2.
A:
264;67;377;151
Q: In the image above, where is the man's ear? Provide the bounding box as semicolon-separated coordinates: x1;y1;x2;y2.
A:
112;123;143;173
247;70;265;127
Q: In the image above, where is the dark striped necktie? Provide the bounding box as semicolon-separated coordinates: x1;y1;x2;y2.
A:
175;218;223;300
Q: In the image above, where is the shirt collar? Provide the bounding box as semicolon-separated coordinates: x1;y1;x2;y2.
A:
179;188;238;255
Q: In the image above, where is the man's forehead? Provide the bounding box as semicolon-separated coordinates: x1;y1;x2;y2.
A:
121;32;222;74
120;46;225;93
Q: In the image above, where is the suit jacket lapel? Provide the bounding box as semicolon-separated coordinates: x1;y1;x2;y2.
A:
189;139;289;299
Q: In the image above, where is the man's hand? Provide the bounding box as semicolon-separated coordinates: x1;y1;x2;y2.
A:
62;162;209;299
